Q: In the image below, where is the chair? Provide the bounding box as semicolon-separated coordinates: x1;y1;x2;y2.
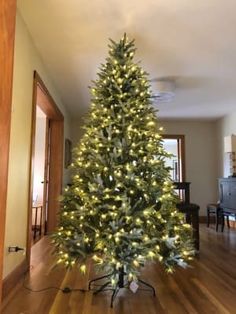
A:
206;203;222;231
206;203;233;232
174;182;200;250
32;204;43;240
221;210;233;232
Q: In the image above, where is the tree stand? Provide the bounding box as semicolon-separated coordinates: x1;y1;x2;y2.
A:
88;267;156;308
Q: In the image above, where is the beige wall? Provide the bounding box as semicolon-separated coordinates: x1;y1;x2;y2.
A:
3;11;72;278
160;120;218;215
71;116;85;147
216;111;236;178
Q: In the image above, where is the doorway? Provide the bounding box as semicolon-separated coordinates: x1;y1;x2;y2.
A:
163;134;185;201
31;107;48;244
27;71;64;263
162;134;186;182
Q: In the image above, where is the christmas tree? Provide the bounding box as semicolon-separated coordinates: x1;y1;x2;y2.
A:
53;34;194;285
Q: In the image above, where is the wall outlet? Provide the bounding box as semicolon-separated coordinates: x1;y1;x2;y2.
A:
8;246;25;253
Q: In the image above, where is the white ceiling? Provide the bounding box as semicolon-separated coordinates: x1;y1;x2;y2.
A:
18;0;236;120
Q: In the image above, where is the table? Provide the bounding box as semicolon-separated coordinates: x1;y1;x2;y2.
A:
32;204;43;240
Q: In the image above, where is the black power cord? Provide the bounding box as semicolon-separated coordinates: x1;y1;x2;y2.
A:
22;267;88;294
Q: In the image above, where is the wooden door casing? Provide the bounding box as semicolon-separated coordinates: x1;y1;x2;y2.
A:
27;72;64;267
0;0;16;304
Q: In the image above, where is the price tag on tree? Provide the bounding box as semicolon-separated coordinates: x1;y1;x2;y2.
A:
129;281;139;293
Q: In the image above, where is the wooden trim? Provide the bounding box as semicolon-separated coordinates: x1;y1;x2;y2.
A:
2;259;28;300
163;134;186;181
34;71;64;120
179;136;186;181
0;0;16;304
42;118;50;236
47;119;64;232
26;73;38;266
26;72;64;266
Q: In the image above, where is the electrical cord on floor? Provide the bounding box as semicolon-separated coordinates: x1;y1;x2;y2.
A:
22;267;88;294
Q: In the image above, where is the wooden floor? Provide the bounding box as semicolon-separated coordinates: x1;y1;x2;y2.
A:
2;225;236;314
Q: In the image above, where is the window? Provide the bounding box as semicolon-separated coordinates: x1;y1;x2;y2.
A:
162;135;185;182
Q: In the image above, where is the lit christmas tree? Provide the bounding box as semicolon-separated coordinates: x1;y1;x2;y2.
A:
52;34;194;297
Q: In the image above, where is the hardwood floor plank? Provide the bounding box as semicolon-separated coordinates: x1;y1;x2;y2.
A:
2;225;236;314
192;278;231;314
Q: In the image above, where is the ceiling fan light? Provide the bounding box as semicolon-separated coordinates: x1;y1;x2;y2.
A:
150;80;175;103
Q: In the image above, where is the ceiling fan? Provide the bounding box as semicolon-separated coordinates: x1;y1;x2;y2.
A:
149;77;176;103
149;75;210;103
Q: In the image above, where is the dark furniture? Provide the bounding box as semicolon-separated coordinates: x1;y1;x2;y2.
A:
206;203;222;231
174;182;200;250
32;204;43;239
218;177;236;232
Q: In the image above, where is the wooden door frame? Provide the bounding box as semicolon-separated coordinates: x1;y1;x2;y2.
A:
0;0;16;303
163;134;186;181
26;71;64;265
42;117;50;236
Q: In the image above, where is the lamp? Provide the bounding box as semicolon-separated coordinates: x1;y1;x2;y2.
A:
224;135;236;177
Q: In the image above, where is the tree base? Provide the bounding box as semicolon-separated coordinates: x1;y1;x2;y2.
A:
88;269;156;308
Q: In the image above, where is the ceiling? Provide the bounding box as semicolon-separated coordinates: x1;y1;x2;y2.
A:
18;0;236;120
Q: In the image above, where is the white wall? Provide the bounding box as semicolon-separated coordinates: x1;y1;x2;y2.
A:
160;120;218;215
3;11;72;278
